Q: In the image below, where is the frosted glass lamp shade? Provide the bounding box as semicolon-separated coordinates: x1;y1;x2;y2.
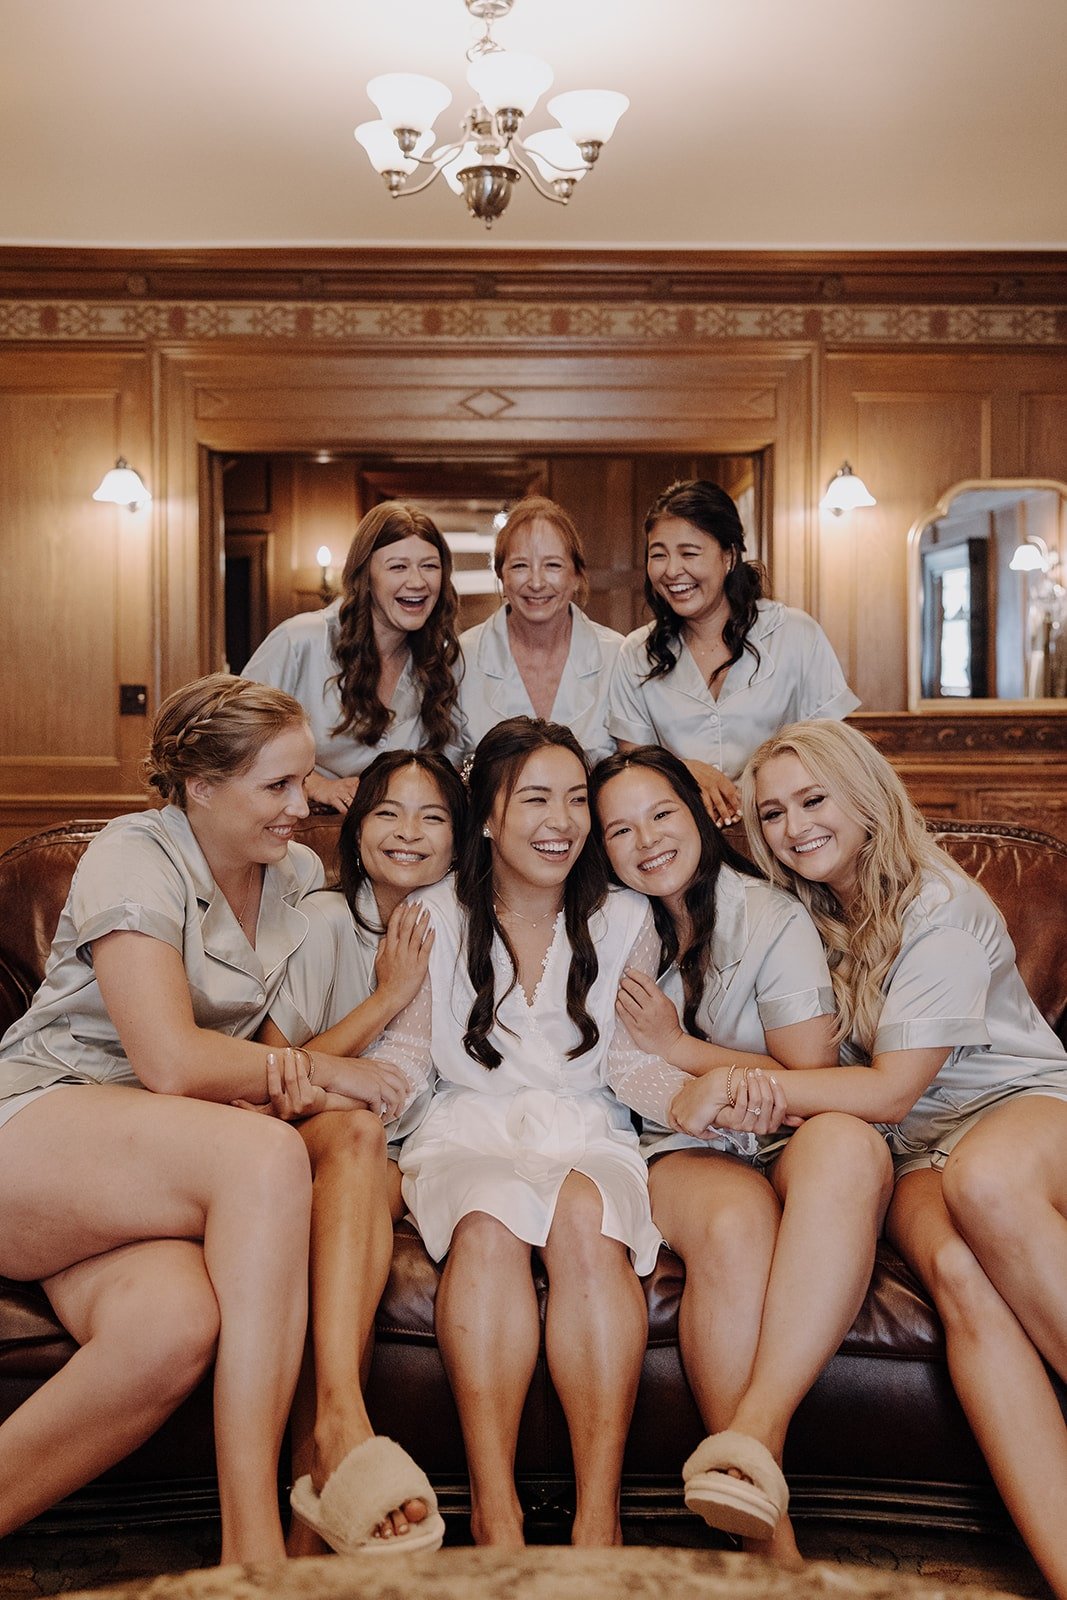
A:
367;73;451;135
467;50;553;114
547;89;629;144
819;462;877;515
92;458;151;509
522;129;587;181
355;121;430;174
316;546;332;568
1009;541;1047;572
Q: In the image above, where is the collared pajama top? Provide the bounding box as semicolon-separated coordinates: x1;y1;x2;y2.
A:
645;864;836;1161
607;599;859;779
848;867;1067;1164
0;806;323;1101
458;604;624;761
244;599;462;778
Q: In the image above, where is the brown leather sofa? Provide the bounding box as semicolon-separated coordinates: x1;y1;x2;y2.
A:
1;816;1065;1541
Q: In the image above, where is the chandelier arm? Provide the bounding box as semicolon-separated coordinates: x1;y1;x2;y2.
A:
388;161;449;198
507;145;570;204
512;134;589;177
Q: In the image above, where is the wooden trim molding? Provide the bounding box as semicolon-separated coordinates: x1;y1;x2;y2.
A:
0;248;1064;347
2;248;1066;305
855;711;1067;756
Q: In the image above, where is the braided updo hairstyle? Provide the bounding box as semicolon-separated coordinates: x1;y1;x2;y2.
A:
143;673;309;807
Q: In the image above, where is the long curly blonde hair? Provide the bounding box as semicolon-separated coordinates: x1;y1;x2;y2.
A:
741;721;954;1056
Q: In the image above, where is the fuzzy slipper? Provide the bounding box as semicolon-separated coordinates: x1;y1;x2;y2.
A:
682;1429;789;1539
290;1435;445;1556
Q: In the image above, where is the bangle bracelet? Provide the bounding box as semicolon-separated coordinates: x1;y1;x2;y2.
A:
293;1046;315;1084
725;1063;739;1108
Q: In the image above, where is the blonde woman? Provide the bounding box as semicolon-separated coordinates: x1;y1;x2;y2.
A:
669;719;1067;1600
0;675;405;1563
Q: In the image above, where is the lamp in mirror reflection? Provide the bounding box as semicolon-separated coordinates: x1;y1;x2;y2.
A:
316;546;336;605
354;0;628;227
1009;535;1055;573
820;461;876;517
92;458;151;511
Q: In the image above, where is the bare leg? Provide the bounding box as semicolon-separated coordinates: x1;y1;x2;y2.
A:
659;1118;890;1568
434;1212;539;1548
0;1240;218;1536
941;1097;1067;1378
0;1086;311;1565
538;1173;648;1547
287;1113;421;1554
649;1150;779;1435
889;1126;1067;1599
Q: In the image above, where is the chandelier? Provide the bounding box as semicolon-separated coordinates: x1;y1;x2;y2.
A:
354;0;629;228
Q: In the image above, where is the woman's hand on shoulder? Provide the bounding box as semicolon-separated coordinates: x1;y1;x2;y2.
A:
305;771;360;813
684;759;742;828
616;968;686;1060
374;901;434;1014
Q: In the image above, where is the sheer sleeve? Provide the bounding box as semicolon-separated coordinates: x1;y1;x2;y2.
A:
604;910;691;1122
365;969;435;1113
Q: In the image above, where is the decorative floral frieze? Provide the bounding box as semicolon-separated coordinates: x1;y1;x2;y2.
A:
0;299;1061;346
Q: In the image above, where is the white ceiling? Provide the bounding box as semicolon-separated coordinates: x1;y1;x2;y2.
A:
3;0;1066;250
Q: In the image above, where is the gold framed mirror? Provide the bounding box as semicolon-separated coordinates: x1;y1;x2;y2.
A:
907;479;1067;710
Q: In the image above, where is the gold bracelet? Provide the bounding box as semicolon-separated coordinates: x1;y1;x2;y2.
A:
293;1046;315;1084
725;1063;739;1108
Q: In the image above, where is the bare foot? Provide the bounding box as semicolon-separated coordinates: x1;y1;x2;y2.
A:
470;1495;526;1549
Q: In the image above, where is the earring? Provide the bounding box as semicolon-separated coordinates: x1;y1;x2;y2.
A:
354;851;362;873
482;824;491;839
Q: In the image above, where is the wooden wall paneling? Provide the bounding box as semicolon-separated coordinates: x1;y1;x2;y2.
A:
1020;390;1067;481
547;455;638;634
0;349;153;849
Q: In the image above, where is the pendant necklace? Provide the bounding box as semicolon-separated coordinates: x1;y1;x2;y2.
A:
233;864;258;931
495;894;562;930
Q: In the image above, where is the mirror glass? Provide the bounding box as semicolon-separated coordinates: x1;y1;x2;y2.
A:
908;480;1067;709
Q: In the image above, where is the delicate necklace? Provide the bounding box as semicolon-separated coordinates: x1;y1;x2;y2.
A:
233;864;258;931
494;894;562;930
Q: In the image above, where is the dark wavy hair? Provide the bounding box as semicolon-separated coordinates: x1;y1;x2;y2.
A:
338;749;468;936
494;495;589;608
641;480;767;685
457;716;608;1070
332;501;460;753
589;746;760;1041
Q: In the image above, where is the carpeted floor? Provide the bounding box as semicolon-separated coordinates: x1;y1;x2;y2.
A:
0;1518;1052;1599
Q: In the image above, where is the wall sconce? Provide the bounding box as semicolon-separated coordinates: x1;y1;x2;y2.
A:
316;546;337;604
92;457;152;510
1009;535;1054;573
820;461;876;517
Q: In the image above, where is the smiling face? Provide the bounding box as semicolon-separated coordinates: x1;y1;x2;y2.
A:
358;763;455;897
596;766;702;915
754;750;868;900
187;720;315;872
500;519;581;629
487;744;590;899
646;514;734;629
368;534;443;641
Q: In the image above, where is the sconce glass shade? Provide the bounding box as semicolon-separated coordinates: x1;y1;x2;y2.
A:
1009;539;1049;572
467;50;553;115
820;461;876;516
316;546;332;568
367;73;452;135
547;89;629;144
522;128;587;181
355;121;430;174
92;458;151;509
